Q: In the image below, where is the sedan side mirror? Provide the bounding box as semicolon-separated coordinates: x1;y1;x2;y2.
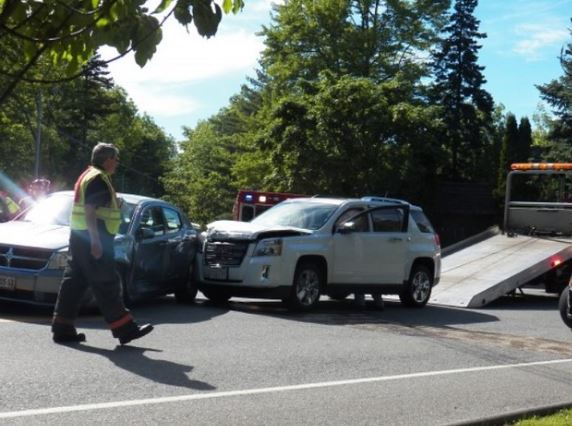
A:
137;227;155;240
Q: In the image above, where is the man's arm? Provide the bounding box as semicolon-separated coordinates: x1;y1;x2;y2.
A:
85;203;102;259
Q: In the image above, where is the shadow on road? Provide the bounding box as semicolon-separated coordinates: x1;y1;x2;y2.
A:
211;296;501;328
481;290;560;312
68;344;216;390
0;288;560;330
0;296;230;329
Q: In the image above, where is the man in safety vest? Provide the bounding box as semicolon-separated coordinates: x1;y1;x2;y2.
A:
0;191;20;220
51;142;153;344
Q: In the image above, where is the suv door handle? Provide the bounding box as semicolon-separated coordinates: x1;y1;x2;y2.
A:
388;237;403;242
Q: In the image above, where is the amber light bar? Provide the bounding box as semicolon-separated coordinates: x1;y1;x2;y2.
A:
511;163;572;171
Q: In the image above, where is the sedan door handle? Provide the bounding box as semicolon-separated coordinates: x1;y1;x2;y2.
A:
388;237;403;242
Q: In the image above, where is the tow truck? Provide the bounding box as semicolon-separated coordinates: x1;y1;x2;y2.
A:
431;163;572;308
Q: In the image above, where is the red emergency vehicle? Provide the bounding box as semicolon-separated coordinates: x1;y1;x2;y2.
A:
232;189;307;221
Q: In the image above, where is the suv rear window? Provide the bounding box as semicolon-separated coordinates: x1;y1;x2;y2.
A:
371;208;404;232
411;210;434;233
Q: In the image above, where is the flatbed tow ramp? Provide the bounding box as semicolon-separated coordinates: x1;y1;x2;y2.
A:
430;231;572;308
430;163;572;308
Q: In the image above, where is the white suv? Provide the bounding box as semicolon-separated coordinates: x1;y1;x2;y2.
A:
197;196;441;310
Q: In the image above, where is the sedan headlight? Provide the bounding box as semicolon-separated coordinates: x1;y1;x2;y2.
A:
47;249;69;270
254;239;282;257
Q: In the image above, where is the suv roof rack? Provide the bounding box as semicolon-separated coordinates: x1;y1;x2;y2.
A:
361;196;408;204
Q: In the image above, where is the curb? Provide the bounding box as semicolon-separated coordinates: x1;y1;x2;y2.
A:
450;401;572;425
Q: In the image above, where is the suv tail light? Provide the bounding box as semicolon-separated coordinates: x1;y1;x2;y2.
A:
434;233;441;248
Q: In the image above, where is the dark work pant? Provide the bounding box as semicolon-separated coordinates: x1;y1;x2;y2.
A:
54;230;129;324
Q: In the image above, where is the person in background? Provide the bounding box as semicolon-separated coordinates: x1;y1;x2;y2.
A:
354;292;385;310
18;178;51;209
51;142;153;344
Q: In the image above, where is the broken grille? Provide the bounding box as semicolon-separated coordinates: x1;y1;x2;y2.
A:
204;241;249;267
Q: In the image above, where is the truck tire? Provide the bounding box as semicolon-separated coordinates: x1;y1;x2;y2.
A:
399;264;432;307
286;261;322;311
559;288;572;329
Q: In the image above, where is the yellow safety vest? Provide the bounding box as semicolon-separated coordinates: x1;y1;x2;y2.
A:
71;166;121;235
5;196;19;215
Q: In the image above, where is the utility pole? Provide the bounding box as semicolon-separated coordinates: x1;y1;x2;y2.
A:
34;92;42;178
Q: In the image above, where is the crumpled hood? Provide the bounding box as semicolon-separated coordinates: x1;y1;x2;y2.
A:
0;221;70;250
206;220;311;241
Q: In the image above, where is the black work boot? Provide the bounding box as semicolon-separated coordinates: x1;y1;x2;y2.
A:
52;322;86;344
112;320;154;345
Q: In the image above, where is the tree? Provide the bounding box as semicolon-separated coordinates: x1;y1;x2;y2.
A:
495;113;518;200
0;0;245;103
260;0;449;92
45;55;117;184
163;0;452;221
0;59;174;197
162;120;235;224
516;117;532;162
249;0;449;199
536;19;572;145
431;0;494;180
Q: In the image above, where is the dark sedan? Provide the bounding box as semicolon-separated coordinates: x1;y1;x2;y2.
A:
0;191;199;306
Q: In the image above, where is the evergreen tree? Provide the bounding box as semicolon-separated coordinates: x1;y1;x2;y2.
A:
537;20;572;145
431;0;494;180
495;114;518;200
516;117;532;162
47;55;116;184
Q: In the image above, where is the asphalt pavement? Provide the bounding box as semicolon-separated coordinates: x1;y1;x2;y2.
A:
0;290;571;425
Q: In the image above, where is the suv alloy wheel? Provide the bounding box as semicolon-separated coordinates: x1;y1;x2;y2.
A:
399;264;432;307
287;261;322;311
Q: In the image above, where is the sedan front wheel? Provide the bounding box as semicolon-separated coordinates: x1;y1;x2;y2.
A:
175;264;199;304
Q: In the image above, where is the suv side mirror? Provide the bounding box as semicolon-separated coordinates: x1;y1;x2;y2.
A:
337;221;356;234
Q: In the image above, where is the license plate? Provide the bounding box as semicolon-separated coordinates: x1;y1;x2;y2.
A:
204;267;228;281
0;275;16;291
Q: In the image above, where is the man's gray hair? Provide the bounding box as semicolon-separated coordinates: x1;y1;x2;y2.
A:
91;142;119;168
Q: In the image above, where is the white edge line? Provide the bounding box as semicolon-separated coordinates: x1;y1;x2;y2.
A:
2;358;572;419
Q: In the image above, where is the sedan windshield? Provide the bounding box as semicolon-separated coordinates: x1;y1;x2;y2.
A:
251;201;338;230
20;193;135;234
21;193;73;226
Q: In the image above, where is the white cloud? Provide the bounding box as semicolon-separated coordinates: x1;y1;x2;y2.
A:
512;24;568;61
101;12;266;118
248;0;284;12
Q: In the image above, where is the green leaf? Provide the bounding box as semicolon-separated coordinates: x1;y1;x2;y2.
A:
153;0;174;14
174;0;193;25
232;0;244;14
133;15;162;67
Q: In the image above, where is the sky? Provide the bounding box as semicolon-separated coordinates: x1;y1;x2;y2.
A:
102;0;572;141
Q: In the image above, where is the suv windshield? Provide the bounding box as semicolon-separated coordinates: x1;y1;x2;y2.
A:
251;201;338;230
20;193;135;234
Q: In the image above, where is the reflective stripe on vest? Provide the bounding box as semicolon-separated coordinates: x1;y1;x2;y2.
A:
71;166;121;235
